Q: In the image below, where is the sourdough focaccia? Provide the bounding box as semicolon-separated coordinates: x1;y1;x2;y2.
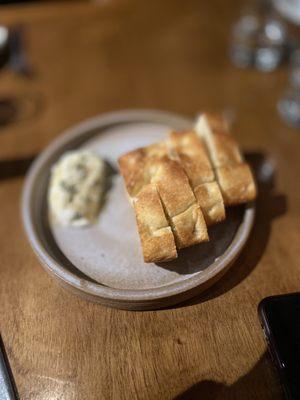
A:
195;113;256;205
118;143;208;262
118;111;257;263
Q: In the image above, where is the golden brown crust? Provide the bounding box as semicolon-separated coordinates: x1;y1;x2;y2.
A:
195;114;242;167
118;143;168;198
168;131;225;225
119;141;208;259
134;184;177;263
216;163;257;205
151;156;208;247
195;112;257;205
168;131;214;186
198;112;229;133
209;133;243;167
145;141;168;158
118;148;149;198
151;156;195;216
194;182;225;225
171;203;208;248
119;112;257;263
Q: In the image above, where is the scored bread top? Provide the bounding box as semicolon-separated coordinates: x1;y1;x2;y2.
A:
118;148;149;198
150;155;197;217
195;112;257;205
150;156;208;248
118;142;168;198
195;114;243;168
196;112;230;134
205;132;243;168
168;131;214;186
168;131;225;225
118;142;208;252
216;163;257;205
134;184;177;263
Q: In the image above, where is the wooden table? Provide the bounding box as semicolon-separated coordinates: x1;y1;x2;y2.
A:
0;1;298;399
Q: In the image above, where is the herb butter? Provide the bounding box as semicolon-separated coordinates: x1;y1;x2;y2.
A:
48;150;105;227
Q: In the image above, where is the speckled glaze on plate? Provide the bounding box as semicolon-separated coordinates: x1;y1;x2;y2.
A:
22;110;255;310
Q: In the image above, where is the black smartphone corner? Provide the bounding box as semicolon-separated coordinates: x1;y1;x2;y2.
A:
258;293;300;400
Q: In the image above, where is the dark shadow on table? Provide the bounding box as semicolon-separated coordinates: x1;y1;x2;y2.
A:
176;152;287;308
0;92;44;129
0;98;19;127
0;155;35;181
173;352;282;400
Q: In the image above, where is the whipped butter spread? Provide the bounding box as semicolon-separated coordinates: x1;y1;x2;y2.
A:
48;150;105;227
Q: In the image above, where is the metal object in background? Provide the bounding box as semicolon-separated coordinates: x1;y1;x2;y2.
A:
278;90;300;128
0;335;19;400
0;25;35;129
230;13;260;68
230;9;287;72
9;27;32;76
278;49;300;128
0;26;8;48
288;48;300;87
230;1;300;130
0;26;9;70
255;18;287;71
0;25;32;75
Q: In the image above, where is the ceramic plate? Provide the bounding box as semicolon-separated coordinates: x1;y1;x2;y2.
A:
22;110;255;310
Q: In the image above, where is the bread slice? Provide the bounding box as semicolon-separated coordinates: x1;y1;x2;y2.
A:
150;156;208;248
118;142;169;199
134;184;177;263
168;131;225;225
215;164;256;205
118;148;150;199
195;112;257;205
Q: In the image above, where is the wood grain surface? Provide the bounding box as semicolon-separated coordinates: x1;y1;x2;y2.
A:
0;0;298;399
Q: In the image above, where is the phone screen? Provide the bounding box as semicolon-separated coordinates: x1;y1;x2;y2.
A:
259;293;300;400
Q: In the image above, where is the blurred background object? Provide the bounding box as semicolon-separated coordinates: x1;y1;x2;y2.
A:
0;25;31;75
278;49;300;127
0;23;38;129
0;26;9;70
230;0;300;129
273;0;300;26
9;26;32;76
230;0;288;72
